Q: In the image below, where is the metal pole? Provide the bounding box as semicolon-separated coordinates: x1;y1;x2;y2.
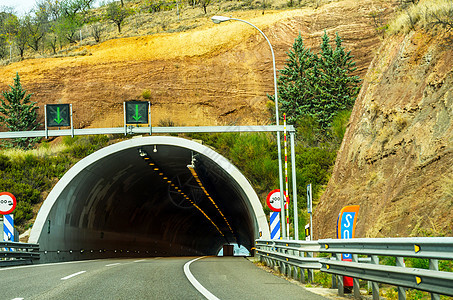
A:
228;18;286;238
123;102;127;135
70;104;74;137
290;131;298;239
283;113;290;238
44;104;48;139
148;101;152;135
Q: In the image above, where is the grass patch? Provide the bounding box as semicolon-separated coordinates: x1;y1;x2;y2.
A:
388;0;453;34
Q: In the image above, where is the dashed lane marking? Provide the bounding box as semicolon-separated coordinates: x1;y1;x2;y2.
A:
61;271;86;280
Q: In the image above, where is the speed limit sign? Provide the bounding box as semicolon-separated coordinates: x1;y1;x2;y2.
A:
0;192;16;215
266;189;288;212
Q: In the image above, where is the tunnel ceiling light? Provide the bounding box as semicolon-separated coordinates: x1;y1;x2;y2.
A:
144;159;225;237
138;148;148;157
153;145;158;153
187;164;234;235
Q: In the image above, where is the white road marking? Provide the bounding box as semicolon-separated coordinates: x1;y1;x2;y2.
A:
184;257;219;300
0;259;101;271
61;271;86;280
105;263;121;267
133;259;146;263
11;298;24;300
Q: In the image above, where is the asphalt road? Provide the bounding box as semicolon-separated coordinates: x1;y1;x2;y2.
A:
0;257;328;300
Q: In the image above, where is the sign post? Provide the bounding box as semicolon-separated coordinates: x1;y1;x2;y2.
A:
45;104;73;138
124;101;151;135
266;189;288;239
307;184;313;240
269;212;280;239
336;205;360;290
305;223;310;241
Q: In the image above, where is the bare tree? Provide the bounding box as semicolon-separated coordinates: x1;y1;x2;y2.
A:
105;1;131;33
24;15;46;52
90;22;105;42
200;0;211;14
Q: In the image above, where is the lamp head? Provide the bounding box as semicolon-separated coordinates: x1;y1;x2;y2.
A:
211;16;230;24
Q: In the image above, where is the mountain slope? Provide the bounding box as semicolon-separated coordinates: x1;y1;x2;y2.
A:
0;0;388;129
314;30;453;238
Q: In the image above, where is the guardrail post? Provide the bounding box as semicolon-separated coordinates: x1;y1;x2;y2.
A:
370;255;380;300
332;274;337;289
396;257;406;300
352;254;361;299
307;251;314;282
293;249;300;281
336;253;344;296
429;259;440;300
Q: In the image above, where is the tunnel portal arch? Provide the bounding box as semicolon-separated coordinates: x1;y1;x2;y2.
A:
29;136;270;262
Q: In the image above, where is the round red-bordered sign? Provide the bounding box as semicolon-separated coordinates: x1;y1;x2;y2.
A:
266;189;288;212
0;192;16;215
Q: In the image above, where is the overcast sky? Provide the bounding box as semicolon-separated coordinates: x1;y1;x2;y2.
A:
0;0;37;14
0;0;101;15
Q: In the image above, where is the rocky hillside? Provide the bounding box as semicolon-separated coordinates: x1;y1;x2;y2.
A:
0;0;390;129
314;29;453;239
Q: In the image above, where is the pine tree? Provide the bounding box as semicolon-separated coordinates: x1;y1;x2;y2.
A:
0;73;41;149
272;31;361;131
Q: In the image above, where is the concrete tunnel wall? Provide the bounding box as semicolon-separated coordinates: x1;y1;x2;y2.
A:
29;136;270;262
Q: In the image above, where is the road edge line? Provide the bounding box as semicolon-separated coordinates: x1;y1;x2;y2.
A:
183;257;219;300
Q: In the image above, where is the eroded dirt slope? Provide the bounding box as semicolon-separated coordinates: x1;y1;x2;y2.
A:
314;31;453;238
0;0;389;128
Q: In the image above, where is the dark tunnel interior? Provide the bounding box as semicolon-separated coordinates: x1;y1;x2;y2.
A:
33;139;262;262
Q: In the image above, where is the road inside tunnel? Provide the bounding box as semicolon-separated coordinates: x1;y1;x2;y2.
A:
29;136;269;263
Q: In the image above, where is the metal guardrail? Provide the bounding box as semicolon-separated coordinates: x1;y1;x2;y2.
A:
255;237;453;299
0;241;40;267
0;125;295;139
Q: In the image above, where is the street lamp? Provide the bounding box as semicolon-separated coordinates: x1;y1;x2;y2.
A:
211;16;287;238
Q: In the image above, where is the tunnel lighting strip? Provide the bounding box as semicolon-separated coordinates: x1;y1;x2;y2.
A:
187;165;234;235
140;152;225;237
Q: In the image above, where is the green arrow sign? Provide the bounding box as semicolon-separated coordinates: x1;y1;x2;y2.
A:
133;104;142;121
46;104;70;127
125;101;149;125
54;107;64;124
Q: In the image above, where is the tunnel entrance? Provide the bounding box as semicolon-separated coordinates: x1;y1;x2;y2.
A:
29;136;269;262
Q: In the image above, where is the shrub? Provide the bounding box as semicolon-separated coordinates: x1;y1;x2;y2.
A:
142;89;152;99
63;135;109;158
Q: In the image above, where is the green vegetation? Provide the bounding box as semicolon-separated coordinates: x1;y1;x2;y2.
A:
0;151;70;225
0;135;111;229
270;31;360;131
0;73;41;149
106;1;133;33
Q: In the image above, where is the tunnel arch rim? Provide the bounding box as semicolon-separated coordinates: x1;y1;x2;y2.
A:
29;136;270;244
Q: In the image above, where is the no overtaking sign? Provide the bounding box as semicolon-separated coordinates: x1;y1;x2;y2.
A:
0;192;16;215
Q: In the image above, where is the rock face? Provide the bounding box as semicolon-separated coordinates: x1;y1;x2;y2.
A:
314;31;453;239
0;0;388;129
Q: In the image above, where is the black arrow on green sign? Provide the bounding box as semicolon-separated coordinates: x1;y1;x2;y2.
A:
133;104;142;121
54;107;64;124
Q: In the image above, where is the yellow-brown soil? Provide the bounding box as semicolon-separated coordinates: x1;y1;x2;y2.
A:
0;0;389;128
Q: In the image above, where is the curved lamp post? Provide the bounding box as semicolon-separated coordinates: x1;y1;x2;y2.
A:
211;16;287;238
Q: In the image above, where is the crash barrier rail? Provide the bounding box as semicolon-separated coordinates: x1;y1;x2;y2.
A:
0;241;40;267
255;237;453;300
